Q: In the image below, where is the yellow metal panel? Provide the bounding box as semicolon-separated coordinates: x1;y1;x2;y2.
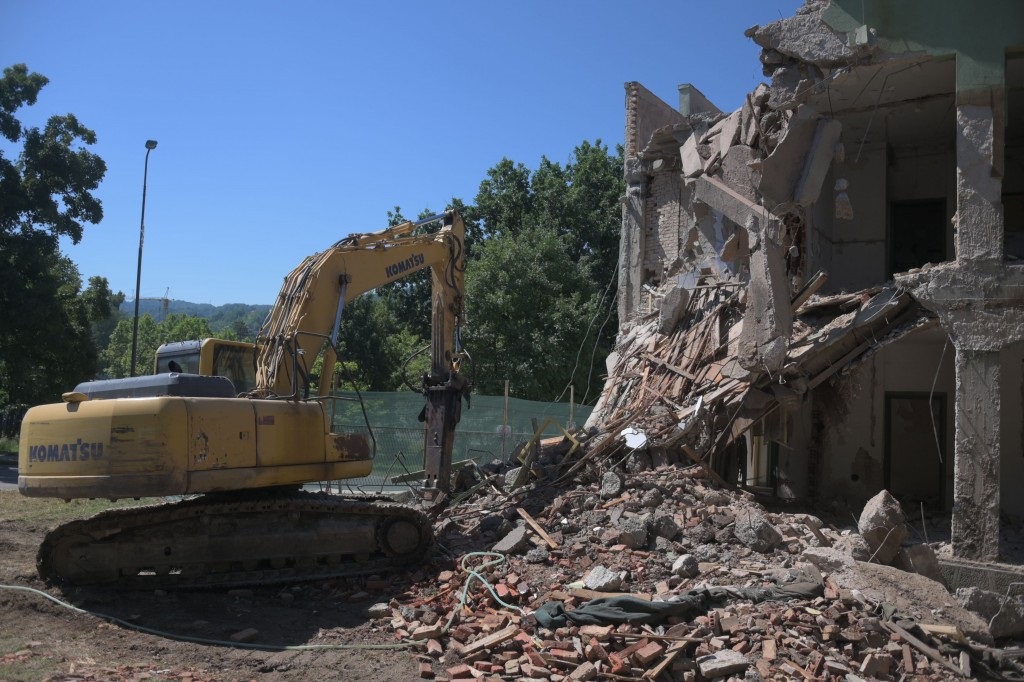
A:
253;400;326;466
186;398;256;471
19;397;189;498
189;460;372;493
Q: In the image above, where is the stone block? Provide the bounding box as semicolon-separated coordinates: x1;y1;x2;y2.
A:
857;490;908;564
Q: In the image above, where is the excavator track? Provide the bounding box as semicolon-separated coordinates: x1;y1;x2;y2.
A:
37;491;433;590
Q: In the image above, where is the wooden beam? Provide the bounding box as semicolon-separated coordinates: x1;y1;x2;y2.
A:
517;507;559;548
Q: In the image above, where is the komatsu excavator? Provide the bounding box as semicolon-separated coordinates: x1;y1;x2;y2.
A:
18;211;469;589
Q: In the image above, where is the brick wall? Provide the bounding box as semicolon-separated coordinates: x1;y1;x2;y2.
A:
643;172;683;283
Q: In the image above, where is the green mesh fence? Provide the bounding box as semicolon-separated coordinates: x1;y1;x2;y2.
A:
322;391;591;491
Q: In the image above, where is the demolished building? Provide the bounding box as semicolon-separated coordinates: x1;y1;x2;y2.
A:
591;0;1024;562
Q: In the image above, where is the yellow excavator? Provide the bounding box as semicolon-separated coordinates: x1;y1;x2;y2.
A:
18;211;470;589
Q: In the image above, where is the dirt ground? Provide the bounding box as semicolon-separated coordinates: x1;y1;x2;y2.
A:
0;490;425;682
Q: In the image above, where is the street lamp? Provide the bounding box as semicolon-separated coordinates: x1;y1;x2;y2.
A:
130;139;158;377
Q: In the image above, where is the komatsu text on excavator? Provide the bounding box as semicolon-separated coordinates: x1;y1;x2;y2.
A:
18;211;470;589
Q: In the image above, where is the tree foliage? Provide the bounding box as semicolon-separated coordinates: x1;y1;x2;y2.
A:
461;140;623;401
101;314;216;379
337;293;430;392
0;64;111;407
330;140;623;403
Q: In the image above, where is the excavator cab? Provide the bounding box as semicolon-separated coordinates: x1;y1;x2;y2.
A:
155;339;258;395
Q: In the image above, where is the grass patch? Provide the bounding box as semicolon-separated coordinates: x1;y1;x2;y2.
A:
0;647;59;682
0;490;157;525
0;436;17;455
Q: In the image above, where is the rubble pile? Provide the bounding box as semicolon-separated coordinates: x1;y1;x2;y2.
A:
584;276;932;489
364;455;1020;681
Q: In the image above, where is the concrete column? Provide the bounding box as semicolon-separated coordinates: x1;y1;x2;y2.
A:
617;165;645;323
952;346;1001;560
954;103;1003;262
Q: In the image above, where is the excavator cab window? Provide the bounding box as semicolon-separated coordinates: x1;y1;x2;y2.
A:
210;342;257;395
154;339;257;395
154;341;202;374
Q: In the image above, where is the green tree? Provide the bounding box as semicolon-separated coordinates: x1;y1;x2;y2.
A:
0;64;107;406
337;293;429;392
83;276;126;353
464;224;609;400
101;314;215;378
461;140;623;401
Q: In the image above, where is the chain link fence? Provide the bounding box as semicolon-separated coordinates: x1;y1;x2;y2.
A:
324;391;591;491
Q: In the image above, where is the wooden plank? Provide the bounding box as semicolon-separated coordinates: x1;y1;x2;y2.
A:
883;621;964;676
460;624;520;656
642;352;697;380
791;270;829;313
919;623;966;643
517;507;559;548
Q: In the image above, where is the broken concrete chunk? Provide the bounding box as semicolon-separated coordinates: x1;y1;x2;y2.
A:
651;513;680;540
857;490;908;564
672;554;699;578
502;467;523;491
832;533;872;561
794;118;842;207
758;336;789;375
366;602;391;619
702;489;732;506
758;105;821;209
697;649;751;678
955;586;1024;639
600;471;625;499
719;145;762;203
614;517;649;549
583;564;623;592
492;525;530;555
892;544;945;585
658;285;690;335
801;546;856;573
749;13;858;66
712;111;743;158
680;135;704;178
733;506;783;553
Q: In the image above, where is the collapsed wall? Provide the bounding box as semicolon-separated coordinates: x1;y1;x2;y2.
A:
593;0;1024;561
593;6;935;502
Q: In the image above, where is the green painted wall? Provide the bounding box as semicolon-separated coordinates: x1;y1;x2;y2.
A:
824;0;1024;91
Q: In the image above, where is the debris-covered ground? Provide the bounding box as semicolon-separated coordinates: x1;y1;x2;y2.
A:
3;439;1024;681
375;443;1024;681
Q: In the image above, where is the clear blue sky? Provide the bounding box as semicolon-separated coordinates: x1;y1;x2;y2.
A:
5;1;801;306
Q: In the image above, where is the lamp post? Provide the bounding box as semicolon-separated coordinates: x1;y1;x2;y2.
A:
130;139;158;377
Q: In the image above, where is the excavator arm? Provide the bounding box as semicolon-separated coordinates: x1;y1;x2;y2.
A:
253;210;469;494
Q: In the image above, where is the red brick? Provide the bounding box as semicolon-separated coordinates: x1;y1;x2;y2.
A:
550;648;581;663
446;663;473;679
633;641;665;666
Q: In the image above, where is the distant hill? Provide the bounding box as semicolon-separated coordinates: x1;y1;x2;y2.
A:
119;299;272;336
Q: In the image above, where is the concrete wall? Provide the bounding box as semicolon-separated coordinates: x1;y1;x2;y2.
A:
816;133;956;293
624;82;685;159
817;327;956;510
888;143;957;265
819;144;888;292
1002;341;1024;517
